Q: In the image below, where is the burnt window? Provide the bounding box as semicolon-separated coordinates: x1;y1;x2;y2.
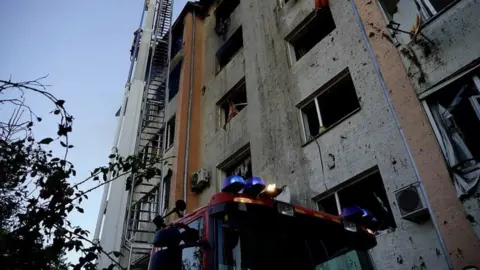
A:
425;73;480;197
215;0;240;37
300;70;360;140
317;169;397;232
216;27;243;72
217;78;247;126
286;7;336;62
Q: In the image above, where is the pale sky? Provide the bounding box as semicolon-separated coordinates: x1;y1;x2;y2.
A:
0;0;187;263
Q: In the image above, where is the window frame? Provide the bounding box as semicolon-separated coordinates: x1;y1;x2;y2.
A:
299;71;361;143
217;77;248;128
377;0;462;40
285;7;336;65
164;116;176;151
422;73;480;164
315;168;397;234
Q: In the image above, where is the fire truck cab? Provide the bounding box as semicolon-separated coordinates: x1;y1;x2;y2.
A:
149;176;378;270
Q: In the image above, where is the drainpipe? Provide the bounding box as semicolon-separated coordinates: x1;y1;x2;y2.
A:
349;2;453;269
183;11;197;205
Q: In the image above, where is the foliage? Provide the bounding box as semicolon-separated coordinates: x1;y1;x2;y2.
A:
0;77;163;269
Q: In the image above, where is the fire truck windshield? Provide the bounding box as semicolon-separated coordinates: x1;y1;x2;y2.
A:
216;205;375;270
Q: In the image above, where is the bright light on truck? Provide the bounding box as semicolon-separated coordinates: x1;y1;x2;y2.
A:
266;184;276;192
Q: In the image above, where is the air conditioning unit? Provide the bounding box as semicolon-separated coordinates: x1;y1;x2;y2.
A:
394;183;430;223
191;168;211;193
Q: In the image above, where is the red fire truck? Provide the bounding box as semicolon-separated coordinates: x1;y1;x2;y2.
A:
148;176;378;270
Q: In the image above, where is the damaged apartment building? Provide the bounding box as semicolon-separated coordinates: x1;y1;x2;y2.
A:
94;0;480;269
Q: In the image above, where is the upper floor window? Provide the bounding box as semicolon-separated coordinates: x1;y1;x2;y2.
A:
217;77;247;127
286;6;336;63
219;145;252;180
378;0;458;43
299;70;360;142
216;27;243;72
215;0;240;38
423;71;480;197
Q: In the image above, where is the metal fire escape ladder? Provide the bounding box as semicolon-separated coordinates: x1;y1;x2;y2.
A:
123;0;173;268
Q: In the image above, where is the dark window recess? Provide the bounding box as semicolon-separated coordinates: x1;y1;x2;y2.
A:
287;7;336;60
338;171;397;231
427;75;480;165
171;26;184;58
214;0;240;37
216;27;243;71
225;155;252;180
218;78;247;125
169;61;182;101
301;71;360;138
162;169;172;211
301;101;320;138
428;0;455;13
167;117;175;148
318;73;360;127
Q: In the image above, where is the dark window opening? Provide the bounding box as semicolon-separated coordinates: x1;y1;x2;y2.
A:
426;74;480;198
318;170;397;232
287;7;336;61
214;0;240;37
216;27;243;71
162;169;172;211
301;101;320;138
301;71;360;139
169;61;182;101
167;116;176;149
171;25;184;58
225;154;252;180
218;78;247;126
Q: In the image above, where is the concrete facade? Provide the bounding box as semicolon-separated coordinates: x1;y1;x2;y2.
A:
353;0;480;268
193;0;466;269
98;0;480;269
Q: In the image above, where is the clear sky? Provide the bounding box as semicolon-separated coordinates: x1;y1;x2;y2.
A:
0;0;186;263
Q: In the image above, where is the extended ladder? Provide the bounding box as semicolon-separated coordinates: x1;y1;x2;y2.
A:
123;0;173;268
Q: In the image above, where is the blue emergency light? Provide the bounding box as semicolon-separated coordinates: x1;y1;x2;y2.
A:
221;175;246;193
243;177;266;197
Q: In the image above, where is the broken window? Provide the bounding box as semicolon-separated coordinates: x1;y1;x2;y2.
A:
216;27;243;72
169;61;182;101
424;73;480;197
286;6;336;62
214;0;240;38
224;153;253;180
161;169;172;214
217;78;247;127
300;70;360;140
317;169;397;233
378;0;457;43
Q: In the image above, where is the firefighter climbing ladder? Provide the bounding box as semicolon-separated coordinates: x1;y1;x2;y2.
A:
123;0;173;268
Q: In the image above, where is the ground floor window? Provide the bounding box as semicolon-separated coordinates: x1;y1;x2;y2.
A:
316;169;397;234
